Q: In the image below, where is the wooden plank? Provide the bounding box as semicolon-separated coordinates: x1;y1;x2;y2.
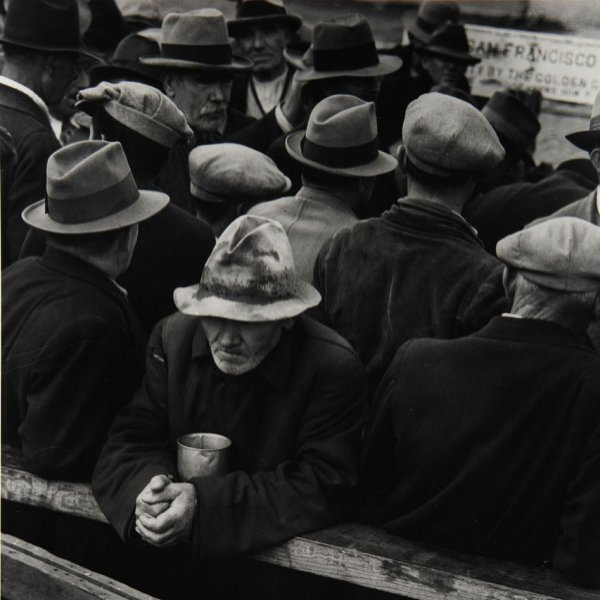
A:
2;534;160;600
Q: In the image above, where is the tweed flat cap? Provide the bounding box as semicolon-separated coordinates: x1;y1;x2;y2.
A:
189;143;291;204
497;217;600;292
403;92;504;177
77;81;193;148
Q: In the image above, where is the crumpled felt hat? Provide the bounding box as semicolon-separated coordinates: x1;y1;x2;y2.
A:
294;15;402;83
418;22;480;65
402;92;504;177
497;217;600;292
228;0;302;36
141;9;251;73
566;91;600;152
189;143;291;204
0;0;98;60
174;215;321;321
76;81;193;148
402;0;461;46
286;94;398;177
22;140;168;234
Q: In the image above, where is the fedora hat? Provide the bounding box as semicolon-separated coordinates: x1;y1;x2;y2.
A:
482;91;540;166
418;22;480;65
286;94;398;177
174;215;321;322
90;30;163;88
566;91;600;152
0;0;97;60
141;9;251;72
402;1;461;46
228;0;301;36
295;15;402;83
22;140;168;234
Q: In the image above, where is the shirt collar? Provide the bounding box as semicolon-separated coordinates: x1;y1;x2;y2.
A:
0;75;52;125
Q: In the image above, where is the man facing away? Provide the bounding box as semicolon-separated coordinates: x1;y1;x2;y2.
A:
314;92;508;392
362;217;600;588
92;215;367;560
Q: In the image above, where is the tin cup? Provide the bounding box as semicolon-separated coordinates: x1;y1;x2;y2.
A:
177;433;232;481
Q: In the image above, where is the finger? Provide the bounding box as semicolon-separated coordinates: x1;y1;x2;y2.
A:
149;474;172;493
141;485;180;505
137;500;171;518
136;520;170;547
138;512;176;535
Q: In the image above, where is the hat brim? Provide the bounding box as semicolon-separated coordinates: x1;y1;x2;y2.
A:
173;279;321;322
285;132;398;177
418;46;480;66
140;56;252;72
89;64;162;87
566;131;600;152
0;36;100;62
283;47;306;70
228;14;302;35
22;189;169;234
295;54;402;82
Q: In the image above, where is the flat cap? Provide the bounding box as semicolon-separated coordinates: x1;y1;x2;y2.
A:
76;81;193;148
403;92;504;177
496;217;600;292
189;143;291;204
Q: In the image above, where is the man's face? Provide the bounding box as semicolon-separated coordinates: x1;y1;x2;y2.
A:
43;53;78;106
234;22;290;78
420;54;467;87
201;317;284;375
164;71;233;135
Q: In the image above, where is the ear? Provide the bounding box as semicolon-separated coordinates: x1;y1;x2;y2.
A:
397;144;408;173
589;148;600;171
163;73;177;99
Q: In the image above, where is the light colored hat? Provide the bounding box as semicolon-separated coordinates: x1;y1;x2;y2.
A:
22;140;168;234
497;217;600;292
286;94;398;177
141;9;251;72
402;92;504;177
76;81;193;148
228;0;301;36
566;91;600;152
295;15;402;83
189;143;291;204
402;0;461;46
174;215;321;321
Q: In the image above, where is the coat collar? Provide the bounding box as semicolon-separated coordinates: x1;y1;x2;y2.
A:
0;78;53;129
296;184;357;218
191;317;294;390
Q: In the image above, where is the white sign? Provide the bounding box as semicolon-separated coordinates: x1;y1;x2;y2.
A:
465;25;600;105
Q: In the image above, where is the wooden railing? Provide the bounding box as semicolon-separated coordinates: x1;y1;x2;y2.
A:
2;448;599;600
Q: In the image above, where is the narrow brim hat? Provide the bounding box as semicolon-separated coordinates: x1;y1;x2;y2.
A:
228;0;302;35
566;92;600;152
401;1;461;46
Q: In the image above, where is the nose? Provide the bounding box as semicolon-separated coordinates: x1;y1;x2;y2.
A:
208;82;226;102
252;29;266;49
218;321;242;347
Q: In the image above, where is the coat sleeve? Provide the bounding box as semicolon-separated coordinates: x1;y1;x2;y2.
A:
19;314;141;481
92;320;176;539
190;349;367;559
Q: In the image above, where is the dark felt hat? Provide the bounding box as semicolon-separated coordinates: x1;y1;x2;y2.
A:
141;9;251;73
566;91;600;152
228;0;302;36
419;22;480;65
402;1;461;46
482;91;540;166
0;0;97;59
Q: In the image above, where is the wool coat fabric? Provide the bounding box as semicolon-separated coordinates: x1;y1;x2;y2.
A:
2;247;146;481
0;82;60;267
92;313;367;560
314;197;508;392
361;316;600;587
248;184;358;283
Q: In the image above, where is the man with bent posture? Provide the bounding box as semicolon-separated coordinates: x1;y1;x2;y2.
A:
93;215;366;559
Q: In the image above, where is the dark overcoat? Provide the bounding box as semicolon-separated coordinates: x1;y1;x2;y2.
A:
0;83;60;266
92;313;367;560
2;247;146;480
362;316;600;587
314;197;508;392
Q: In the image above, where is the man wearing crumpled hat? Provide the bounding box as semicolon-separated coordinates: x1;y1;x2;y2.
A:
362;217;600;588
92;215;367;564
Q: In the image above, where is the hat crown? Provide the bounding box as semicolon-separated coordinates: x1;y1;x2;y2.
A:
313;14;374;51
3;0;81;51
482;91;540;148
426;22;470;55
162;9;229;47
236;0;288;18
418;0;460;26
200;216;297;302
112;31;160;63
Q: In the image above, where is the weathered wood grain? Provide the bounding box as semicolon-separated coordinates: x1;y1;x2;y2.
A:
2;534;160;600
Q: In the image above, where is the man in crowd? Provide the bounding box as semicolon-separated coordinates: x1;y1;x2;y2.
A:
92;215;367;563
362;217;600;588
0;0;96;266
250;94;397;283
3;140;168;480
314;93;507;392
228;0;301;119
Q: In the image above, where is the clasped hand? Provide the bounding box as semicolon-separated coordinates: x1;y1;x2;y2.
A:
135;475;197;547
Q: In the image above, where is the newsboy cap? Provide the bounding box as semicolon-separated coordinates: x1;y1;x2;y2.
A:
403;92;504;177
497;217;600;292
77;81;193;148
189;143;291;204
